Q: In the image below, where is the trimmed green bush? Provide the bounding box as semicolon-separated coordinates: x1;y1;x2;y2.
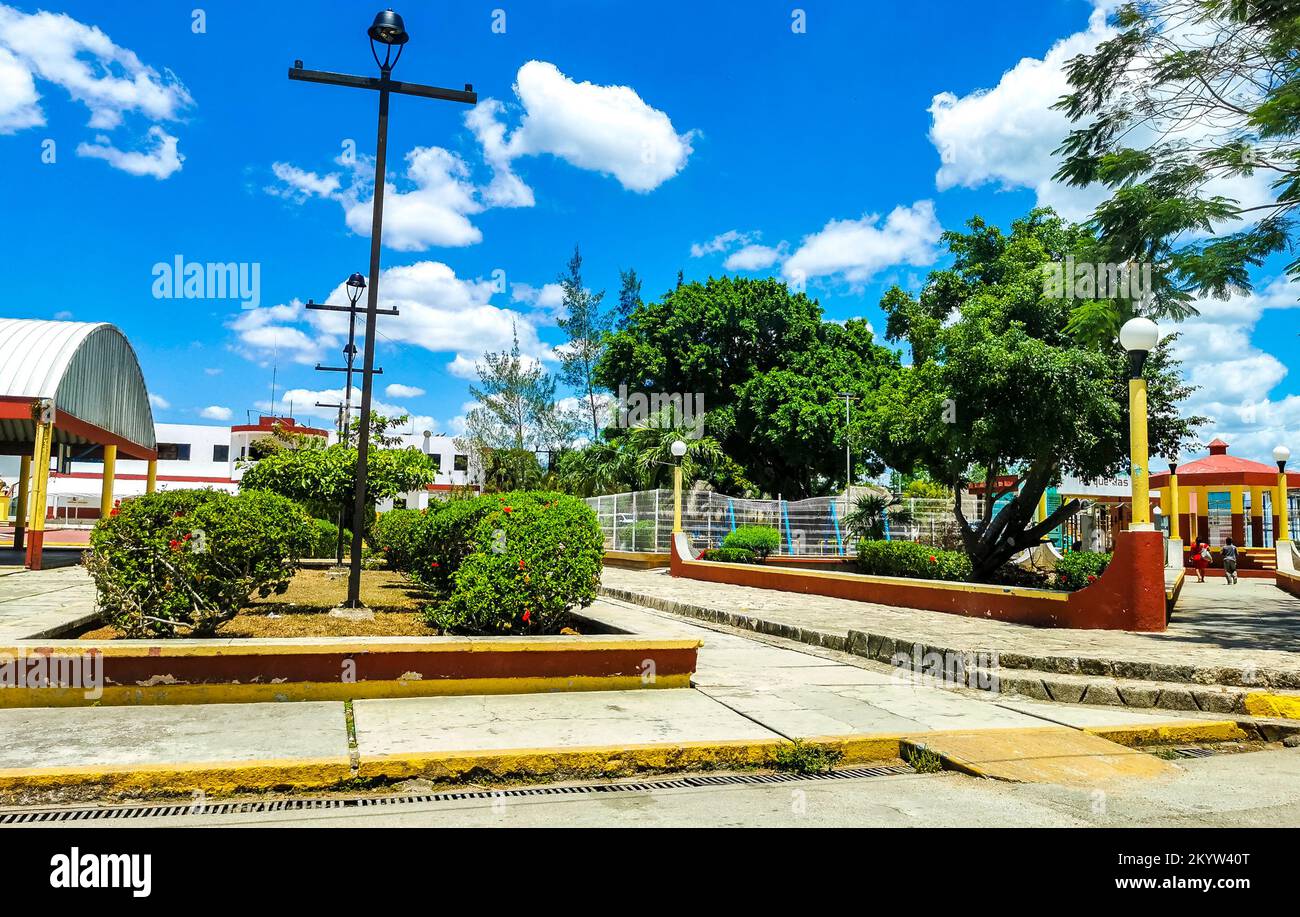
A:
85;489;315;637
1053;550;1112;591
370;508;423;569
721;525;781;562
856;539;973;582
305;517;352;558
418;491;604;634
702;547;757;564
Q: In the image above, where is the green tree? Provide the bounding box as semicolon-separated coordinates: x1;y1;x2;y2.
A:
596;276;899;497
465;324;562;451
869;210;1205;580
557;245;610;441
347;411;410;448
1054;0;1300;340
238;444;434;529
614;267;642;329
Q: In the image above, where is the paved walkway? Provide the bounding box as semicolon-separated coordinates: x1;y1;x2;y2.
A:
602;567;1300;678
0;566;97;641
0;599;1215;795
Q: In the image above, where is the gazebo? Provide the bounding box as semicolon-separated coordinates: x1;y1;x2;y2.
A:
0;319;157;569
1150;438;1297;560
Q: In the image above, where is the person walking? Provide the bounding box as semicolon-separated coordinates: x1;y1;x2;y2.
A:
1222;538;1239;585
1191;538;1211;583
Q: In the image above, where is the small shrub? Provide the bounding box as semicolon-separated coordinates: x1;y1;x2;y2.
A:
370;508;422;569
1053;550;1112;591
856;539;973;582
702;546;757;564
86;489;315;637
773;740;842;774
305;517;352;558
721;525;781;562
418;491;605;634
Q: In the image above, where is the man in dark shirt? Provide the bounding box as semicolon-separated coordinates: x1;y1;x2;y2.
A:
1222;538;1239;584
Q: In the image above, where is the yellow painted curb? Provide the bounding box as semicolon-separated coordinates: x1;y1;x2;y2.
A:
1243;692;1300;720
357;738;792;782
0;756;353;797
0;673;693;708
1085;719;1250;745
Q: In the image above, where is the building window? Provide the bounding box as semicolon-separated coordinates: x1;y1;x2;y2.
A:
213;444;230;463
157;443;191;461
453;454;468;472
429;453;442;473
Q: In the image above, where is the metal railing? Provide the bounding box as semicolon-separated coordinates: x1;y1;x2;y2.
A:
585;489;977;556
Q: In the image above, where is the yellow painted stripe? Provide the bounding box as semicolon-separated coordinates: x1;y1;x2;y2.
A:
0;718;1243;799
1243;692;1300;720
0;756;352;796
0;637;702;657
1085;719;1250;746
0;673;693;708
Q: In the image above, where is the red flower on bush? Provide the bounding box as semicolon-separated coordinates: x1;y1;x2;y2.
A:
168;539;180;551
521;609;532;623
929;555;937;563
503;506;513;514
430;561;440;568
109;509;119;516
518;558;526;570
1086;574;1097;583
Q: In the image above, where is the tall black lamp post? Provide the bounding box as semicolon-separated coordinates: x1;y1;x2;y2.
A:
290;10;477;607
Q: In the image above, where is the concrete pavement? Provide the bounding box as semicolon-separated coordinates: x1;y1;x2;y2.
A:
0;597;1247;800
601;566;1300;685
0;565;97;640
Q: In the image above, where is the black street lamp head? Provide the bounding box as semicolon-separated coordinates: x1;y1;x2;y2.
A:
346;272;366;306
369;9;408;71
368;9;409;45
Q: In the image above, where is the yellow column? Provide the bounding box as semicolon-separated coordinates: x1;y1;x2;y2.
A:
12;454;30;551
1128;377;1152;528
100;444;117;519
1166;472;1180;540
672;464;683;534
146;459;158;494
1280;470;1292;543
26;416;53;569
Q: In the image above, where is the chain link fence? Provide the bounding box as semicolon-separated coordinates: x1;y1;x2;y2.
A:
585;489;982;556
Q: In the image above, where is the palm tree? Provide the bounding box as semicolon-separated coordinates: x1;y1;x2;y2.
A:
844;493;914;542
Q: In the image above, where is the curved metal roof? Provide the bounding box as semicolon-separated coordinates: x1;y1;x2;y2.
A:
0;319;156;451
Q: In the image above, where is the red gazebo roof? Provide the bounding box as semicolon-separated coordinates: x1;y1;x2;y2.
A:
1151;439;1297;488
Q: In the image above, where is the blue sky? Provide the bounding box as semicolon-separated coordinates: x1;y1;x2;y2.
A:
1;0;1296;462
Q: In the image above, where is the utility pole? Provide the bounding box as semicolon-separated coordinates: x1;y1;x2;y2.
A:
837;391;857;497
290;10;476;607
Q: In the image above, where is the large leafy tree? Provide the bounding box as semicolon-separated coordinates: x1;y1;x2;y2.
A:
595;276;899;497
1054;0;1300;341
870;210;1205;580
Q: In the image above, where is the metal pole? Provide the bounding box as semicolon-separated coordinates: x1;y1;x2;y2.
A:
346;79;391;607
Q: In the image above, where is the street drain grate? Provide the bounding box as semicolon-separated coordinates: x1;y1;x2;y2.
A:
1167;746;1216;759
0;764;914;824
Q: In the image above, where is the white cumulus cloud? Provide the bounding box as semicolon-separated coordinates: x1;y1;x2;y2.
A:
0;5;192;174
782;201;943;286
469;60;694;194
200;405;232;421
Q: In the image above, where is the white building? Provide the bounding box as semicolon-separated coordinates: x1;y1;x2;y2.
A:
8;415;478;523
